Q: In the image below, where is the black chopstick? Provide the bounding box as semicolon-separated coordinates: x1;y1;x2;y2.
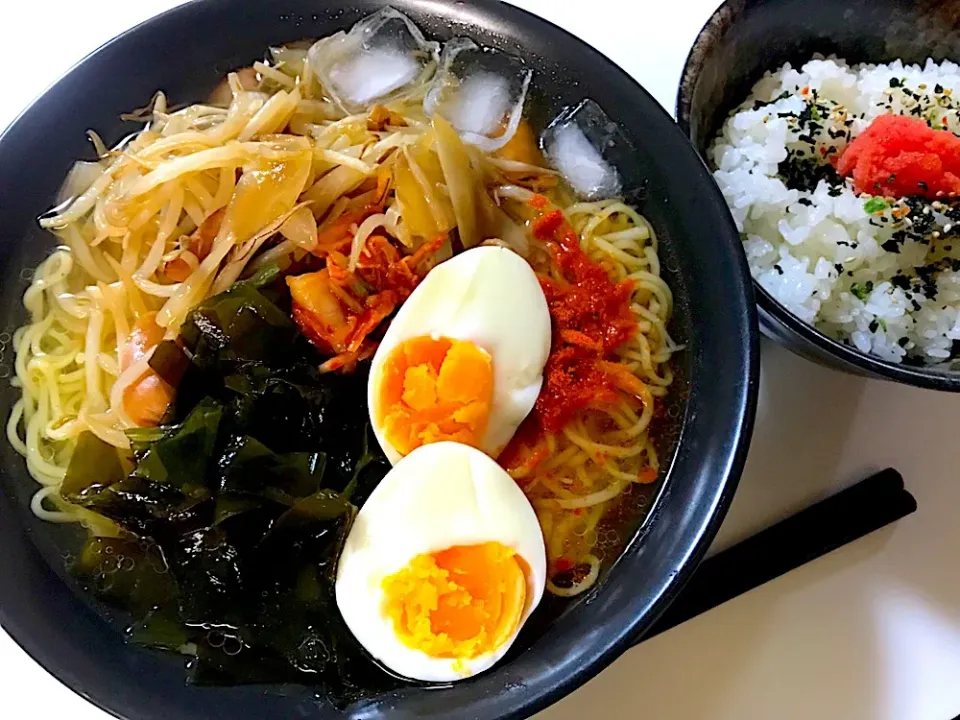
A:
636;467;916;644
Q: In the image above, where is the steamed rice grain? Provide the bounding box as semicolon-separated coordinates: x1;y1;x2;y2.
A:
712;57;960;364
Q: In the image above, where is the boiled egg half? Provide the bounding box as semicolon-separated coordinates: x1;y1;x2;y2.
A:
335;441;547;681
368;245;551;465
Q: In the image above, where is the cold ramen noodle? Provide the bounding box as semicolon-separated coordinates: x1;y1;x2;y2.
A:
7;8;677;695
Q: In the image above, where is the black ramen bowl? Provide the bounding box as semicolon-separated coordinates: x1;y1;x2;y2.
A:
0;1;758;718
679;0;960;391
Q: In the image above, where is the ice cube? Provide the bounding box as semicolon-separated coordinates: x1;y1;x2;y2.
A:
329;48;421;107
424;37;532;152
308;8;440;113
542;99;626;200
446;74;512;136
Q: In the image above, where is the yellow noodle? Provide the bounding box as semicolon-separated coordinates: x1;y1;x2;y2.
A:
508;198;675;595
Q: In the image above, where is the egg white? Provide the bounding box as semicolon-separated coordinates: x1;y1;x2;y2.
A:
368;245;551;465
335;442;547;682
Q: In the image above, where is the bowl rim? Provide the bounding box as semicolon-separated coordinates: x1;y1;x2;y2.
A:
675;0;960;392
0;0;760;718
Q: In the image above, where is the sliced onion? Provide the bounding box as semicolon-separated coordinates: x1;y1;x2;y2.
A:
246;238;299;275
486;156;558;176
269;46;309;76
483;201;529;256
434;115;481;247
87;131;109;158
57;161;106;206
238;87;300;141
303;165;367;218
494;184;537;204
125;144;257;199
79;409;131;450
211;201;312;294
293;98;340;122
252;61;297;89
314;148;374;174
384;204;413;247
348;213;389;271
280;205;319;252
42;157;118;229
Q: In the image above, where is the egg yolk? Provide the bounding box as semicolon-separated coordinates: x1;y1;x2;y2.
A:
382;542;528;660
377;336;494;457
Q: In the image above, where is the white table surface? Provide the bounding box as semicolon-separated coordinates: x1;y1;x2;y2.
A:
2;1;960;719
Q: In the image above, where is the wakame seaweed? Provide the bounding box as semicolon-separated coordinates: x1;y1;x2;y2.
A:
61;268;396;705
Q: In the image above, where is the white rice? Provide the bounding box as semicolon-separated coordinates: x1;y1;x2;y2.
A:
711;57;960;364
